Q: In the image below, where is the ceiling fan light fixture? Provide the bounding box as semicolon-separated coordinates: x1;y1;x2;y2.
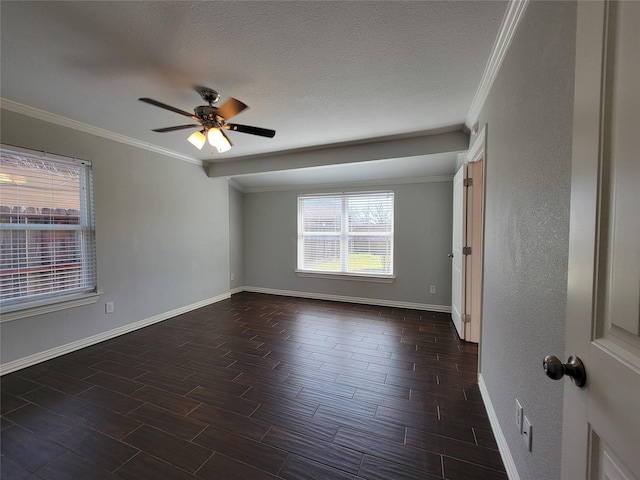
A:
187;130;206;150
140;88;274;152
207;127;232;153
216;142;232;153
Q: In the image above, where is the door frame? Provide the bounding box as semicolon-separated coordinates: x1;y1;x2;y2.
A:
465;127;486;345
451;127;487;343
561;2;604;474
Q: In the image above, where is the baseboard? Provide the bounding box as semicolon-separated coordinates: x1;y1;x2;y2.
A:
0;293;230;375
229;286;245;295
478;373;520;480
240;286;452;313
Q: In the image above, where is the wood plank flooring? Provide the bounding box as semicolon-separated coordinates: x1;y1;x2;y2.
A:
1;292;507;479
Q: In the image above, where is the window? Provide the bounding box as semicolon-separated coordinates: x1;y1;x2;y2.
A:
0;147;96;310
297;191;394;277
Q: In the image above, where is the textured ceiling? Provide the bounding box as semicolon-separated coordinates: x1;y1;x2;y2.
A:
0;1;508;188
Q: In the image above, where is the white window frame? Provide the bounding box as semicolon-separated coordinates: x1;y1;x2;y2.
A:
296;191;395;282
0;145;99;321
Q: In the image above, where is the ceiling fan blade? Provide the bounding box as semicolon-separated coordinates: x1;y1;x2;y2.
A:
139;97;198;120
216;97;248;120
152;124;201;133
226;123;276;138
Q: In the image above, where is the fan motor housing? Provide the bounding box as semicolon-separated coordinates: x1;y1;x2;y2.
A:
194;105;221;124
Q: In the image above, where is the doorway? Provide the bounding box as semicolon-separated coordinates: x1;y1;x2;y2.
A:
451;127;486;344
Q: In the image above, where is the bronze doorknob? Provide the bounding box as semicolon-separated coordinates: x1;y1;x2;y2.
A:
543;355;587;388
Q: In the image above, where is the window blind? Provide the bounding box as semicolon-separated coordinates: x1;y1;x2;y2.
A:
0;148;97;307
298;191;394;275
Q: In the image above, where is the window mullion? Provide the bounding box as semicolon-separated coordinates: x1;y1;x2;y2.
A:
341;196;348;273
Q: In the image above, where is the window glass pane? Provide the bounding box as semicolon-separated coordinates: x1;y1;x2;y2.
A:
0;155;82;216
347;194;393;233
0;148;96;307
347;235;392;274
302;236;341;271
302;197;341;232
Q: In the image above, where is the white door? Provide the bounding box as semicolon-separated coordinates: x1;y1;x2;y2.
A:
466;158;483;344
560;1;640;479
451;165;466;339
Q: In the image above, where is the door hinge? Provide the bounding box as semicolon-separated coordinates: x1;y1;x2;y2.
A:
462;246;472;255
462;314;471;324
464;178;473;187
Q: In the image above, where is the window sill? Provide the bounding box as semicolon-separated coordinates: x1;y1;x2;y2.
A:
0;292;101;323
295;270;395;283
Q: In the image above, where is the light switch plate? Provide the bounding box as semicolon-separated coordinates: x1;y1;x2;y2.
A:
523;416;532;452
516;399;523;434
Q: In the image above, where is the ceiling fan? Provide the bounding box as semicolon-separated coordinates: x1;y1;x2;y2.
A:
139;87;276;153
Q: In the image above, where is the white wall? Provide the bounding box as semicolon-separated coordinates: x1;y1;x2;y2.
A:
243;181;453;310
475;2;576;479
1;109;230;368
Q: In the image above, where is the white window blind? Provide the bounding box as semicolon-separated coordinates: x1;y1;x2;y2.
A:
298;191;394;275
0;147;97;308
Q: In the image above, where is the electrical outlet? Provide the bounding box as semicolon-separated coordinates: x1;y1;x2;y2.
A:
231;273;235;281
523;415;533;452
105;302;115;314
429;285;436;294
515;399;523;434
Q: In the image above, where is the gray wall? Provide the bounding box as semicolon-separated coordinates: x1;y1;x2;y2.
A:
243;181;453;309
474;2;576;479
228;184;245;290
1;109;230;365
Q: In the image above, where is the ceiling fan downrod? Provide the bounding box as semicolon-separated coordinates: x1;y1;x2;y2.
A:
196;86;220;106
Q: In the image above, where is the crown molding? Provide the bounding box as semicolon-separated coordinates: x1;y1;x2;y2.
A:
465;0;530;127
1;98;202;165
228;178;244;192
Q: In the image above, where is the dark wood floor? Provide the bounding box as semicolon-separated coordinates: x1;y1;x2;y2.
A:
1;292;506;479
